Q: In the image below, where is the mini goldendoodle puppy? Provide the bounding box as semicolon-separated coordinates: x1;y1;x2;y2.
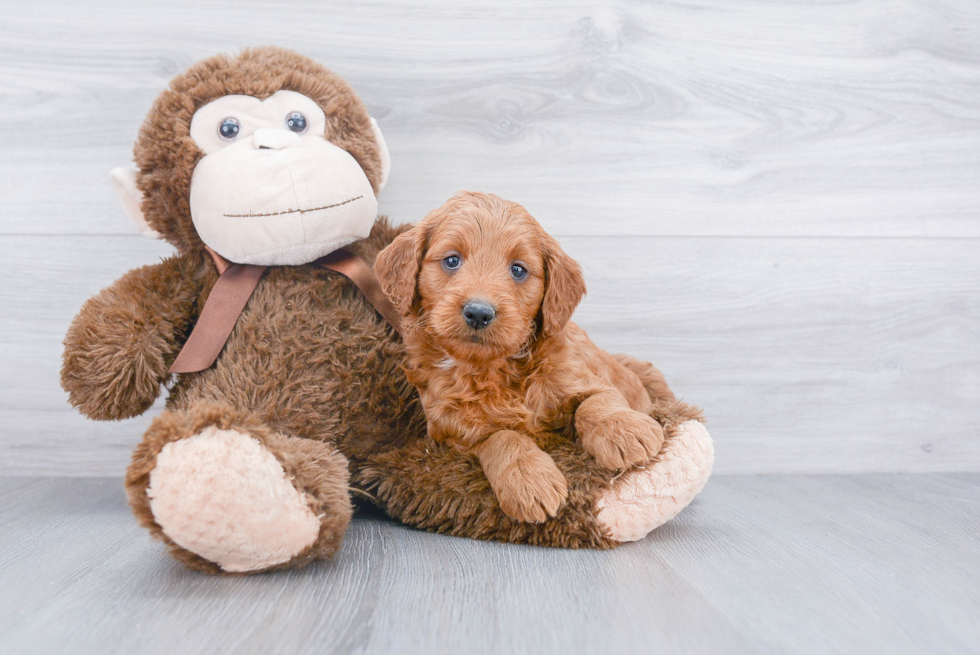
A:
375;192;671;523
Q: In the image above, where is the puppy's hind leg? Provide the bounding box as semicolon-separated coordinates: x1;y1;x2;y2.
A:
613;354;675;403
576;388;665;470
475;430;568;523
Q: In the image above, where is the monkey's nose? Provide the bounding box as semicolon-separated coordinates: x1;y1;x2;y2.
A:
462;301;496;330
252;128;302;150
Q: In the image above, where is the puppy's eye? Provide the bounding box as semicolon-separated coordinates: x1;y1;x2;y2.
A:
511;263;528;281
443;255;462;271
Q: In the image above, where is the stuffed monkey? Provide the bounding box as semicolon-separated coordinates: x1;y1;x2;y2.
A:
61;47;714;574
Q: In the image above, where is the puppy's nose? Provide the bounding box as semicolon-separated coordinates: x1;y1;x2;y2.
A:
462;301;496;330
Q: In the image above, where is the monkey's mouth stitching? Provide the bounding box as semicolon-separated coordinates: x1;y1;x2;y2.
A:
223;195;363;218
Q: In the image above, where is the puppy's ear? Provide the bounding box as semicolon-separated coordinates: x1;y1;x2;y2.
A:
540;232;586;337
375;226;427;315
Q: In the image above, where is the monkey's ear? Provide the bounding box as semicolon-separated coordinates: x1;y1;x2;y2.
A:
369;118;391;193
375;226;426;316
540;232;587;337
109;167;160;239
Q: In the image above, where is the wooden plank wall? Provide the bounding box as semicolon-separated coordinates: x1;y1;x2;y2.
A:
1;0;978;475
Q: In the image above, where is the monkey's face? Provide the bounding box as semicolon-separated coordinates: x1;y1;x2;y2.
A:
187;90;379;265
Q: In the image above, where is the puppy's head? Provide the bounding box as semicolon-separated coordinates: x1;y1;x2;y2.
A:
375;191;586;361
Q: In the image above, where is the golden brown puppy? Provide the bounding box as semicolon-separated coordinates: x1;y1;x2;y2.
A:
375;192;667;523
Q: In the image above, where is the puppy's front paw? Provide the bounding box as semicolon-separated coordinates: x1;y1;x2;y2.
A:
493;450;569;523
580;410;665;470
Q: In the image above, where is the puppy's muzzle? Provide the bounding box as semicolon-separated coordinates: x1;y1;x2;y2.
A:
462;301;496;330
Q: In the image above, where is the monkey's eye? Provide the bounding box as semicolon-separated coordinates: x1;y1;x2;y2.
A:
286;112;308;133
511;263;528;281
442;254;462;271
218;117;240;140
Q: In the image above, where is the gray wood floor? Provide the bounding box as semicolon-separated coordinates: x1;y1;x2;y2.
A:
1;474;977;655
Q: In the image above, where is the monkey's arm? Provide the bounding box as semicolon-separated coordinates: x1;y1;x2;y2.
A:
61;253;207;421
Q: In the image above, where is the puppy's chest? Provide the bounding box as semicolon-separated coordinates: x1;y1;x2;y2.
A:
421;365;573;438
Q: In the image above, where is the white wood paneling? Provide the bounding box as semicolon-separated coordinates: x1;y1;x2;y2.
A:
1;234;977;476
1;0;979;237
0;0;978;475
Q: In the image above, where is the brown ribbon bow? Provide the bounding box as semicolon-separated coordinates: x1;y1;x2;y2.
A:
169;246;403;375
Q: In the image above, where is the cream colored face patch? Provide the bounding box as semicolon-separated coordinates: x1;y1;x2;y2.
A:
190;90;329;154
187;91;379;265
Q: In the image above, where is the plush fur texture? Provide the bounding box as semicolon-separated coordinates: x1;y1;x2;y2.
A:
375;192;669;523
148;426;323;573
355;394;707;548
61;254;206;420
61;48;714;574
126;401;354;574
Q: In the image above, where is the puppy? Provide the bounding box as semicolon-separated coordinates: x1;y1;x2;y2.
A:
375;192;671;523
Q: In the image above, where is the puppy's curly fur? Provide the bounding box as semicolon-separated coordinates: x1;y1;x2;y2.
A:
376;192;670;523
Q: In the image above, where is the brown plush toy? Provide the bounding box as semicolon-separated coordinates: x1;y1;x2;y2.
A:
61;47;715;575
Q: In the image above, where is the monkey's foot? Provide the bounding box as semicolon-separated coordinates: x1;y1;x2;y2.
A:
128;403;353;574
594;419;714;542
147;426;322;572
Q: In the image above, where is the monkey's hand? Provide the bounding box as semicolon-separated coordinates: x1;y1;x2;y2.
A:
61;253;206;421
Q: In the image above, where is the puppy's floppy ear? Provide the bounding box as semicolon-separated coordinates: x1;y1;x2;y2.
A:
375;225;427;315
540;232;586;337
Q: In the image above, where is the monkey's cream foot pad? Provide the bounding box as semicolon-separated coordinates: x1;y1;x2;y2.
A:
596;420;714;542
147;427;320;573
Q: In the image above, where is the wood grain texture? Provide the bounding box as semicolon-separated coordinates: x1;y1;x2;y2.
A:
0;0;978;237
1;474;977;654
1;233;977;476
1;0;978;476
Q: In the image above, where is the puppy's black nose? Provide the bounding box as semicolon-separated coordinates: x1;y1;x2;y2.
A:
462;301;496;330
